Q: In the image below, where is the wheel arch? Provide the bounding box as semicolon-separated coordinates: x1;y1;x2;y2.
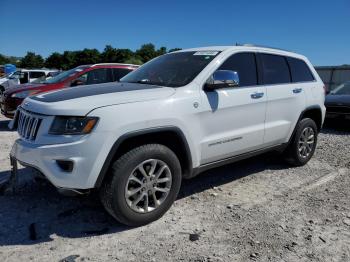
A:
94;126;193;188
288;105;323;144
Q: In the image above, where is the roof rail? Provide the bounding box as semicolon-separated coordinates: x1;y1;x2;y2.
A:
91;63;139;67
235;43;293;53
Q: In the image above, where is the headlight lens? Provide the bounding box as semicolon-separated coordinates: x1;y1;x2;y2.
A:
49;116;98;135
12;90;40;99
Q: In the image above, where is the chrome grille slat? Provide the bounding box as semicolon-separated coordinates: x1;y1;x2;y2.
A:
17;108;42;141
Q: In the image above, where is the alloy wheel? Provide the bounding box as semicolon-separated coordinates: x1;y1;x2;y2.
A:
298;127;315;158
125;159;172;213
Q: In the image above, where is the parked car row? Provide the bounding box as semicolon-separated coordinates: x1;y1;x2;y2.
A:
0;63;139;117
0;69;59;93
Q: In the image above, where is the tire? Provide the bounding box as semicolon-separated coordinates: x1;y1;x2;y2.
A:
100;144;182;226
284;118;318;166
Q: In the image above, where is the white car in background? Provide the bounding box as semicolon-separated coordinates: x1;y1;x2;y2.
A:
0;69;58;94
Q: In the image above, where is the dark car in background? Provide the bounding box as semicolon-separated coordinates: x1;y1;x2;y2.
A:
325;81;350;120
0;63;139;118
315;65;350;93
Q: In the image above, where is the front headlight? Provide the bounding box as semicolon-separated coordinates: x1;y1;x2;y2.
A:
12;90;39;99
49;116;99;135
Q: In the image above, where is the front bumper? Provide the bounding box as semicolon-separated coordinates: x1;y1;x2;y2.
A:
10;134;109;189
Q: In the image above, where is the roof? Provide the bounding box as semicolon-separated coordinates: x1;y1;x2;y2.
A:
91;63;140;67
177;44;302;58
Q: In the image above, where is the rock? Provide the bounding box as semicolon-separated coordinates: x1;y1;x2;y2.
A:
189;233;200;242
226;204;234;209
343;218;350;226
210;192;218;197
250;253;258;259
306;234;312;241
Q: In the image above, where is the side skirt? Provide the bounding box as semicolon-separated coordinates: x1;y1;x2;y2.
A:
189;143;288;178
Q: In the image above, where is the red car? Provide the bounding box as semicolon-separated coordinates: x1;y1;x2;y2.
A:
0;63;139;118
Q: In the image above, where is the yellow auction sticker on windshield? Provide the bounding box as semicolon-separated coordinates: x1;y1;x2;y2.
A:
193;51;219;56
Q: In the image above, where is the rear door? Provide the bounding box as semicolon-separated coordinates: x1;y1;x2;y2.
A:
258;53;307;146
199;52;267;164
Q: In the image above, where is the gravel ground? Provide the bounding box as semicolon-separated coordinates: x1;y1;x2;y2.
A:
0;114;349;262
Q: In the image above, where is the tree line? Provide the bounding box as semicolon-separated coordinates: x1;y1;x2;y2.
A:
0;44;182;70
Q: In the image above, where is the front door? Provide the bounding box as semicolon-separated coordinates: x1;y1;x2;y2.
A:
199;52;267;164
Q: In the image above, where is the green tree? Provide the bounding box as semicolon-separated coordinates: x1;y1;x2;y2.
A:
124;57;143;65
19;52;44;68
0;54;10;65
157;47;167;56
101;45;119;62
75;48;101;66
168;48;182;53
45;52;63;69
135;43;158;63
61;51;78;70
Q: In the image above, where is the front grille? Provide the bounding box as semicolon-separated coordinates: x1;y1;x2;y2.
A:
326;106;350;114
17;108;42;141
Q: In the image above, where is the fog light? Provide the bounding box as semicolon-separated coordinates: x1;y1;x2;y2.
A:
56;160;74;172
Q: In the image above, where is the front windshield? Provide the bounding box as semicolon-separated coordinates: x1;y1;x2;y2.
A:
43;66;89;84
331;82;350;95
120;51;220;87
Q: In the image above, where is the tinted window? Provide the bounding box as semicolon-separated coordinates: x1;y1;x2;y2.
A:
218;53;257;86
85;68;112;85
112;68;133;81
331;69;350;90
260;54;291;84
29;71;46;78
287;57;314;82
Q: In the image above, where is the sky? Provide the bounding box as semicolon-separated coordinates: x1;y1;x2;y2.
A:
0;0;349;66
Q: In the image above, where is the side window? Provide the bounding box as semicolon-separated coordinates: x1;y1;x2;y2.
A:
29;71;46;79
287;57;314;82
218;53;257;87
260;54;291;85
112;68;133;81
85;68;112;85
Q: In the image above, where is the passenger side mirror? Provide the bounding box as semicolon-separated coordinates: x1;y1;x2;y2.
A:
204;70;240;91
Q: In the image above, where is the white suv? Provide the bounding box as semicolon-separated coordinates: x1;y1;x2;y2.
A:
9;45;326;226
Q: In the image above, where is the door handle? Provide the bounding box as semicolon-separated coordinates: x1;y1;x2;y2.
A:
293;88;302;94
251;92;264;99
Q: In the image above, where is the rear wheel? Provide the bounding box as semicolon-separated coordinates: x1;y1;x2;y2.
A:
284;118;318;166
100;144;182;226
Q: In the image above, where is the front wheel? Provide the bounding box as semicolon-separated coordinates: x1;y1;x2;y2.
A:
100;144;182;226
284;118;318;166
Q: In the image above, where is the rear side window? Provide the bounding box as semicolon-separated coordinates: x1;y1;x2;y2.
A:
86;68;113;85
29;71;46;78
219;53;257;87
287;57;314;82
112;68;133;81
260;54;291;85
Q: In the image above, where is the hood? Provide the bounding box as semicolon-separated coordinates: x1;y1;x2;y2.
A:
325;94;350;106
22;82;176;116
4;83;47;94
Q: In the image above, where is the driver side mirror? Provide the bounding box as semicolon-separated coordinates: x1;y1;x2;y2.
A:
204;70;240;91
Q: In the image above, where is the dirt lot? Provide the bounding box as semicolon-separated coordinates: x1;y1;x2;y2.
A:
0;114;349;262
